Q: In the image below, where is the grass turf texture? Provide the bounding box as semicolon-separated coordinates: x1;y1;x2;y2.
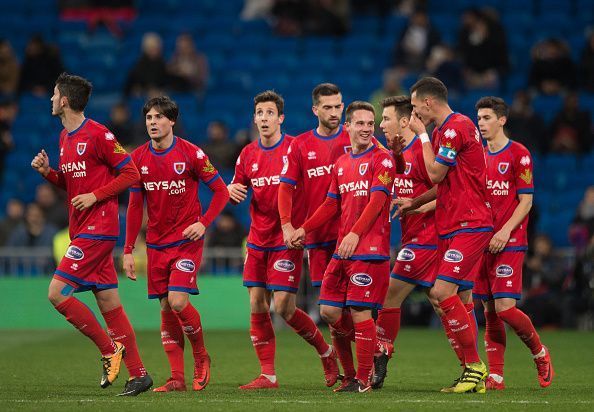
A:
1;329;592;411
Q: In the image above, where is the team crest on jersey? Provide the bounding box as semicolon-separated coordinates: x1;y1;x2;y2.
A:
404;162;412;175
520;155;531;166
65;246;84;260
273;259;295;272
498;162;510;174
176;259;195;273
359;163;369;175
496;265;514;277
174;162;186;174
344;145;352;153
76;142;87;155
397;248;415;261
350;273;373;286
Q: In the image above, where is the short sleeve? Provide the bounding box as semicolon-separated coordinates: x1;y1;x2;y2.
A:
436;127;464;167
194;146;220;186
514;146;534;194
327;165;340;199
280;140;301;186
370;152;396;196
230;147;249;187
96;128;132;171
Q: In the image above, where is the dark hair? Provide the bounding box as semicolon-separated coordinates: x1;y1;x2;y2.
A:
410;76;448;102
254;90;284;115
345;101;375;122
381;95;413;119
475;96;509;118
55;72;92;112
142;96;179;121
312;83;341;105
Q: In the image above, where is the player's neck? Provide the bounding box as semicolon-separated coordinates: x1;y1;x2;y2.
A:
316;123;339;137
260;131;282;148
434;105;454;129
62;111;86;133
402;129;416;146
352;141;372;154
151;133;175;150
487;132;509;153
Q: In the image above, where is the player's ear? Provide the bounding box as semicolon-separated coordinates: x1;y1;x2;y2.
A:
312;105;318;116
278;114;285;124
498;115;507;127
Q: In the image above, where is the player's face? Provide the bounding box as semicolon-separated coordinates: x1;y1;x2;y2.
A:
410;91;433;126
346;109;375;149
254;101;284;138
145;107;175;141
477;108;505;141
50;86;64;116
380;106;404;146
313;94;344;131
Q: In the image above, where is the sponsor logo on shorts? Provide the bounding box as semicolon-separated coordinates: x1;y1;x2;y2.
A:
444;249;463;262
176;259;196;273
496;264;514;277
273;259;295;272
65;246;84;260
350;273;373;286
397;248;415;261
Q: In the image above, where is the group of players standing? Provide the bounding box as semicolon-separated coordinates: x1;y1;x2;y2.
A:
30;73;553;396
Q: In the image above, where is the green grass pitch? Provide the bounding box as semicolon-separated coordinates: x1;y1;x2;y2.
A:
1;328;592;411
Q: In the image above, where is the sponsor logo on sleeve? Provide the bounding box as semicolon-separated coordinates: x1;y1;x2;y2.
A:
273;259;295;272
444;249;463;262
174;162;186;175
519;169;532;184
438;146;457;161
496;264;514;277
176;259;196;273
397;248;415;261
378;171;393;186
76;142;87;155
202;159;215;173
65;246;84;260
498;162;509;174
350;273;373;286
113;142;127;154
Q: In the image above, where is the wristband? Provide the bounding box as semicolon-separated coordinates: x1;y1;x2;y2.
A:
419;133;430;144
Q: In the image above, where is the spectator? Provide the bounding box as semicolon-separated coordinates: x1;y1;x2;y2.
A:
241;0;274;21
505;90;547;154
304;0;351;36
425;44;464;95
272;0;307;36
570;186;594;254
6;203;58;248
202;120;237;170
168;33;209;94
369;69;405;125
580;32;594;92
0;97;16;179
393;9;440;72
0;198;24;246
0;39;19;96
35;183;68;230
18;35;65;96
106;102;141;147
549;92;592;153
529;38;576;95
124;32;169;96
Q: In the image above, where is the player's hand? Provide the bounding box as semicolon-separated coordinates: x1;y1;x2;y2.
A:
489;228;511;254
122;253;136;281
408;113;427;136
337;232;359;259
392;197;413;218
183;221;206;241
71;193;97;211
31;149;50;176
290;227;306;249
391;133;406;155
228;183;248;203
282;223;296;248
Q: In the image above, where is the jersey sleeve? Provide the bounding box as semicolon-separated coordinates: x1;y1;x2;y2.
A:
129;151;143;193
371;152;396;196
193;147;221;186
279;139;300;186
514;146;534;194
96;128;132;171
230;147;249;187
435;127;464;167
327;165;340;199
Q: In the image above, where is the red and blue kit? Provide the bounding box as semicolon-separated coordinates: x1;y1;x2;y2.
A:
53;119;134;290
232;135;305;293
127;137;224;298
318;144;395;309
475;140;534;300
391;136;438;288
432;113;493;289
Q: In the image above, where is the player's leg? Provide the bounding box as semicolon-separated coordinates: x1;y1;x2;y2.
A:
153;297;187;392
481;299;506;390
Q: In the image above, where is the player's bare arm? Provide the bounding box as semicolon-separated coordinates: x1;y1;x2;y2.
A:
489;193;533;254
122;254;136;281
228;183;248;203
30;149;50;176
408;114;448;183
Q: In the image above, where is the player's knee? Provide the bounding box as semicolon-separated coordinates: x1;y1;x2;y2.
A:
48;289;63;306
494;299;516;313
275;302;295;320
320;306;340;324
167;295;189;312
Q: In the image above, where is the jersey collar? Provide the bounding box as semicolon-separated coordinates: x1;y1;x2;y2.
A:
350;144;375;159
67;118;88;136
149;136;177;156
488;139;512;156
402;136;418;152
313;125;343;140
258;133;284;151
437;112;458;131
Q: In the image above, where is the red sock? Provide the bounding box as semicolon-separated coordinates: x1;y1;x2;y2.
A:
102;306;147;377
497;306;543;356
161;310;185;381
55;297;116;356
439;295;480;364
354;319;376;385
285;308;330;356
376;307;401;344
330;310;356;378
464;302;478;343
174;303;208;360
485;311;506;376
440;314;465;365
250;312;276;375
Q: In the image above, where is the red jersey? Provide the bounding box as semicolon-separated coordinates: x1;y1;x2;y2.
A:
327;144;396;260
394;136;437;247
130;137;220;248
57;118;131;240
485;140;534;249
232;134;305;250
433;112;493;238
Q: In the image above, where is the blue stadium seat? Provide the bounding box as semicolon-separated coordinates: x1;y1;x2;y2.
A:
532;95;563;124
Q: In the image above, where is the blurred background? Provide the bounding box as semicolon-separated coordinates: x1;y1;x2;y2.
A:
0;0;592;331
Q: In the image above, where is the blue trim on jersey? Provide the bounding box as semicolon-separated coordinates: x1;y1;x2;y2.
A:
204;173;220;185
438;226;493;239
350;144;376;159
404;244;438;250
517;188;534;194
332;254;390;261
67;118;89;136
305;240;337;249
246;242;288;251
435;156;457;167
311;281;322;287
243;281;267;288
436;274;474;289
318;299;345;308
492;292;522;300
502;246;528;252
146;238;193;249
437;112;457;131
390;273;434;288
280;177;297;185
473;293;491;301
168;286;199;295
458;283;473;292
487;140;512;156
266;284;298;294
54;270;118;290
258;133;284;151
149;136;177;156
148;292;168;300
327;192;339;199
346;300;383;310
129;187;142;192
370;186;390;195
114;156;131;170
402;136;418;152
74;234;119;241
313;125;343;140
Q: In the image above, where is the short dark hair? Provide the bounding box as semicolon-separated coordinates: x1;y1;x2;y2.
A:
142;96;179;121
475;96;509;118
55;72;92;112
312;83;341;106
345;101;375;122
381;95;413;119
410;76;448;102
254;90;284;115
